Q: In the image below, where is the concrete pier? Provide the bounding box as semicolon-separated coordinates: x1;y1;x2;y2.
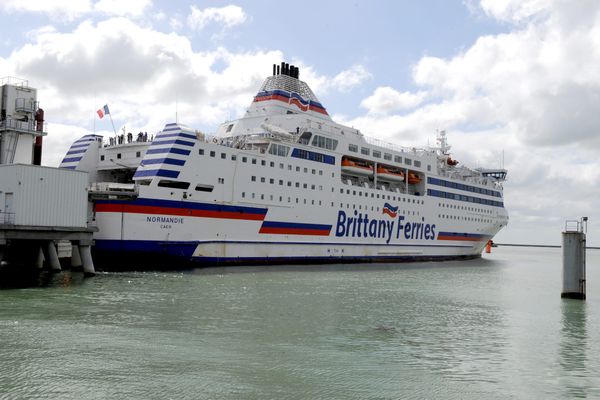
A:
561;218;587;300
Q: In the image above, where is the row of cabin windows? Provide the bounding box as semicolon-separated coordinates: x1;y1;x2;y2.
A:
238;192;421;215
338;187;425;204
440;214;492;224
251;176;323;191
335;204;419;215
348;145;422;168
439;202;493;214
156;179;222;191
198;148;332;177
100;151;141;161
241;192;323;206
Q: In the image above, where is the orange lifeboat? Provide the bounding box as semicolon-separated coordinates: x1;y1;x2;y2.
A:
341;157;373;176
376;166;405;182
407;172;421;184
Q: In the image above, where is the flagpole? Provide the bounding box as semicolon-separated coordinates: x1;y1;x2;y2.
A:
93;93;96;134
108;112;117;136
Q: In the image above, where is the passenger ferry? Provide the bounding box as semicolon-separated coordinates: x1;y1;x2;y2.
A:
60;62;508;268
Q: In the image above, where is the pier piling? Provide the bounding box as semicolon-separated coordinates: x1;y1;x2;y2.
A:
561;218;587;300
71;244;82;268
79;244;95;276
46;241;62;272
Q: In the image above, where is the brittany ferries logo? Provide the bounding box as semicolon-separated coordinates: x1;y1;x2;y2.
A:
335;203;437;244
382;203;398;218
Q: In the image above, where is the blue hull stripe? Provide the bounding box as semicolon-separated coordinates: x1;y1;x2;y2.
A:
62;156;82;163
146;147;191;156
151;139;195;147
142;157;186;166
133;169;180;178
157;132;197;140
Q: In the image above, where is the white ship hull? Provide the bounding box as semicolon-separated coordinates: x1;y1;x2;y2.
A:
62;63;508;269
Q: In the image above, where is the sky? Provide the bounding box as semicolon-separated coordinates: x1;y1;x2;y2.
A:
0;0;599;246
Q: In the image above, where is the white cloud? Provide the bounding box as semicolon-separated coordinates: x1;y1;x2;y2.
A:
1;17;287;166
187;5;247;31
331;65;372;92
94;0;152;17
300;64;372;95
0;0;93;21
340;0;600;244
479;0;550;23
361;87;427;115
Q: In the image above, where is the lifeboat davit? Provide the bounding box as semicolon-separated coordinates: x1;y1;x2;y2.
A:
407;172;421;184
341;157;373;176
376;166;405;182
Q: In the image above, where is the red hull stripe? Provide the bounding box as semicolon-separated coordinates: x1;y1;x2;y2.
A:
95;204;266;221
258;227;331;236
259;220;332;236
438;232;490;242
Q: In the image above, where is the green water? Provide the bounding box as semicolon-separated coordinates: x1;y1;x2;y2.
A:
1;246;599;399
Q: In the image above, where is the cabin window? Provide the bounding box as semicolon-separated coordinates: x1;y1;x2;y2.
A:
394;155;402;163
158;180;190;190
100;155;105;161
221;153;226;159
242;156;247;162
117;153;121;159
195;184;214;192
311;135;338;151
405;158;412;166
349;144;358;152
427;165;431;171
261;160;266;166
384;153;392;161
414;160;421;168
199;149;204;155
372;150;381;158
136;151;141;158
260;177;265;183
210;151;215;157
268;143;290;157
361;147;370;156
231;155;236;161
252;158;256;164
251;176;256;182
138;180;151;186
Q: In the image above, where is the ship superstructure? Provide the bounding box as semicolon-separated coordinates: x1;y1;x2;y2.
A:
61;62;508;268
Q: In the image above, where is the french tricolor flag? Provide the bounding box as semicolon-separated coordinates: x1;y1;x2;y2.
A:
382;202;398;218
96;104;110;119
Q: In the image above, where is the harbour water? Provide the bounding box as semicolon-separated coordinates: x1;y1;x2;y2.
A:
1;246;599;399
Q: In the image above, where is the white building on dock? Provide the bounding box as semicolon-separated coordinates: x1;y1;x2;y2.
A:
0;77;96;274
